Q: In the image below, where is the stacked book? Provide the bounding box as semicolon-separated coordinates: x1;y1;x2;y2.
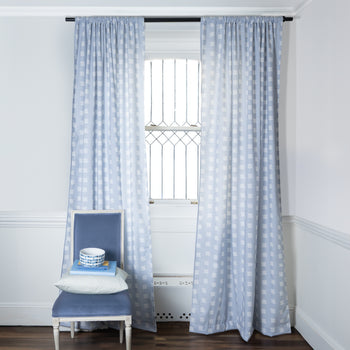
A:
70;260;117;276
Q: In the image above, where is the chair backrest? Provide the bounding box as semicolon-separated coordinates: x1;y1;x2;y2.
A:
71;210;124;269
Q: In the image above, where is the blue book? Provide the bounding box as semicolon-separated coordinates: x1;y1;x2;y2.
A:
70;260;117;276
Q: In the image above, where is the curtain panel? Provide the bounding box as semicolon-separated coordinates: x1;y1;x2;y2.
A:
62;17;156;332
190;16;290;341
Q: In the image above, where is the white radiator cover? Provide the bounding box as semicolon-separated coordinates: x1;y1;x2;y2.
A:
150;202;197;322
154;276;193;322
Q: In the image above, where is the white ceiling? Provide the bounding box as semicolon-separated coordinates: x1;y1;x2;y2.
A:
0;0;312;17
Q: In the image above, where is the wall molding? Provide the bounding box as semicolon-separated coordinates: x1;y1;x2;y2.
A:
283;215;350;250
294;0;313;16
0;211;66;229
0;302;53;326
295;307;345;350
1;211;348;250
0;212;348;249
0;5;301;18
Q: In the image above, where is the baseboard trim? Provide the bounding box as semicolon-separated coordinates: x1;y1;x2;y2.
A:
0;302;53;326
0;301;296;327
295;307;345;350
282;215;350;250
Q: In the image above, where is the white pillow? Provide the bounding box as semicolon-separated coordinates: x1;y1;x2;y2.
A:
54;267;129;294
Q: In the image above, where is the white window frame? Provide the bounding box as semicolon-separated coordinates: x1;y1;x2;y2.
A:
145;22;200;60
145;23;201;204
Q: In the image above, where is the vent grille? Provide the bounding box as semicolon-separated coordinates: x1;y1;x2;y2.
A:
153;277;193;287
154;276;193;322
179;312;191;320
155;312;191;321
156;312;174;321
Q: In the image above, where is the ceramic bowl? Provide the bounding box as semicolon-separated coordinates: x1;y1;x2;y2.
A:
79;248;105;267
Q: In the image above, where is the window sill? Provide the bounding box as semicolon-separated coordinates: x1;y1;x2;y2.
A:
149;199;198;206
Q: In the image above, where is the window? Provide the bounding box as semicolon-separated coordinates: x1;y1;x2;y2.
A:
144;59;201;201
144;23;200;311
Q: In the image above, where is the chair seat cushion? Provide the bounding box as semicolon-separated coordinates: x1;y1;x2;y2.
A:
52;290;131;318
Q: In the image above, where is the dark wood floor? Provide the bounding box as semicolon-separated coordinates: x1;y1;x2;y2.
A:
0;323;312;350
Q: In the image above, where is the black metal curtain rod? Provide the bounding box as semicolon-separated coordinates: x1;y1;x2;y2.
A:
65;16;293;23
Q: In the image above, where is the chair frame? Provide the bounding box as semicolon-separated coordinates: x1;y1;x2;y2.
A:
52;209;132;350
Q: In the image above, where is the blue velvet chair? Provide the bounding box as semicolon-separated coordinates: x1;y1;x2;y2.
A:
52;210;132;350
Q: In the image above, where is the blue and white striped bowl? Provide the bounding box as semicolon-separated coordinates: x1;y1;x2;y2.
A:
79;248;105;267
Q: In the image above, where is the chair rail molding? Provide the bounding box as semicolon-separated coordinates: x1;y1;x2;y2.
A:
0;211;66;229
282;215;350;250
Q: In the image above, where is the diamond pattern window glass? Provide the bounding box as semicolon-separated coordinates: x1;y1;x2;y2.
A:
145;59;201;200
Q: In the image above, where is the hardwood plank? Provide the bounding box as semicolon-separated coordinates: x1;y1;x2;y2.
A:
0;323;312;350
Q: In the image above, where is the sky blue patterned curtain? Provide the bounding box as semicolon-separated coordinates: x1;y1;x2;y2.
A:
190;16;290;341
61;17;156;332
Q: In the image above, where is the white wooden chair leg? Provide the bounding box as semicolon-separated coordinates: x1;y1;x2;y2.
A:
53;318;60;350
125;317;132;350
70;321;75;338
119;321;124;343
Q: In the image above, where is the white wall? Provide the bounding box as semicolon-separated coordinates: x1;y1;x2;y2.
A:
293;0;350;348
0;17;74;324
280;21;297;217
296;0;350;234
0;17;74;211
0;213;65;325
